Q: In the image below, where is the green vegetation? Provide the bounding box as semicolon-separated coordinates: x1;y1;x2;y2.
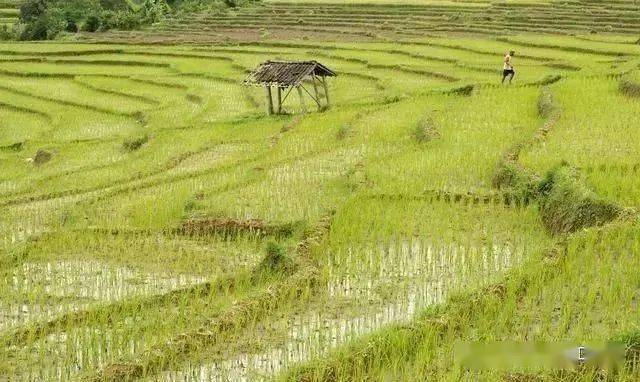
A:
1;3;640;380
537;164;624;235
11;0;259;40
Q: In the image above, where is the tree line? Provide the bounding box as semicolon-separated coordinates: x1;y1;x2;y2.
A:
4;0;256;40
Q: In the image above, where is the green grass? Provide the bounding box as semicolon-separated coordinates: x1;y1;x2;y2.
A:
0;33;639;381
520;76;640;207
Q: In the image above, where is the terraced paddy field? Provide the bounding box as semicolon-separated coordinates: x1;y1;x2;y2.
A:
91;0;640;43
1;34;640;381
0;0;19;29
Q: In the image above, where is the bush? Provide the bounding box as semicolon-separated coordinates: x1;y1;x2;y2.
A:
18;0;255;39
19;0;48;23
66;18;79;32
99;0;130;10
17;0;165;39
33;149;53;165
448;84;474;96
412;116;440;143
122;134;149;151
0;25;15;40
493;158;527;188
140;0;171;23
253;241;295;278
19;0;103;39
82;14;101;32
100;10;142;31
336;124;351;140
537;86;558;119
619;79;640;98
21;14;63;40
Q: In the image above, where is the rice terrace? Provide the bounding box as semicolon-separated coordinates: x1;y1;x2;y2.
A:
1;0;640;380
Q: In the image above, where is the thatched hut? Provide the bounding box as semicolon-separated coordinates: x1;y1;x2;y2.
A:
244;60;336;115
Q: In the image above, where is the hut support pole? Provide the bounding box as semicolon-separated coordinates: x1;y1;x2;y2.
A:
312;76;321;110
321;76;330;108
265;85;274;115
277;86;283;114
297;85;307;113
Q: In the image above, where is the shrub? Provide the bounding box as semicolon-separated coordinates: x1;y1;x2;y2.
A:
19;0;103;39
412;116;439;143
253;241;295;277
33;149;52;165
19;0;48;23
100;10;142;31
17;0;176;38
99;0;130;10
82;14;101;32
448;84;474;96
122;134;149;151
20;15;57;40
619;79;640;98
17;0;259;39
336;124;351;140
0;25;16;40
185;93;203;104
537;86;558;119
493;157;527;188
66;18;79;32
140;0;170;23
132;111;147;125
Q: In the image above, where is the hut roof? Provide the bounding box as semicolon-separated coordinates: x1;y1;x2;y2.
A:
244;60;336;87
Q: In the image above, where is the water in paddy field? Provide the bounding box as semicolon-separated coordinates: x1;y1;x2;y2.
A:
14;327;143;381
0;260;206;331
157;239;524;381
0;194;93;251
1;211;49;249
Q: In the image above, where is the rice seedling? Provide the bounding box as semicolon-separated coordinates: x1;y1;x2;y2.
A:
1;29;639;382
520;76;640;207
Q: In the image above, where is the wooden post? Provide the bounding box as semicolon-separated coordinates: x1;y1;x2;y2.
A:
265;85;274;115
321;76;330;108
312;76;321;111
297;85;307;113
277;86;283;114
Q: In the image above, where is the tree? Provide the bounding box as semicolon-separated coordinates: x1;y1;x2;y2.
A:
20;0;50;23
141;0;170;23
19;0;104;39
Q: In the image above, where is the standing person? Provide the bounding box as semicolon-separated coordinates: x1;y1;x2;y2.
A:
502;50;515;84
